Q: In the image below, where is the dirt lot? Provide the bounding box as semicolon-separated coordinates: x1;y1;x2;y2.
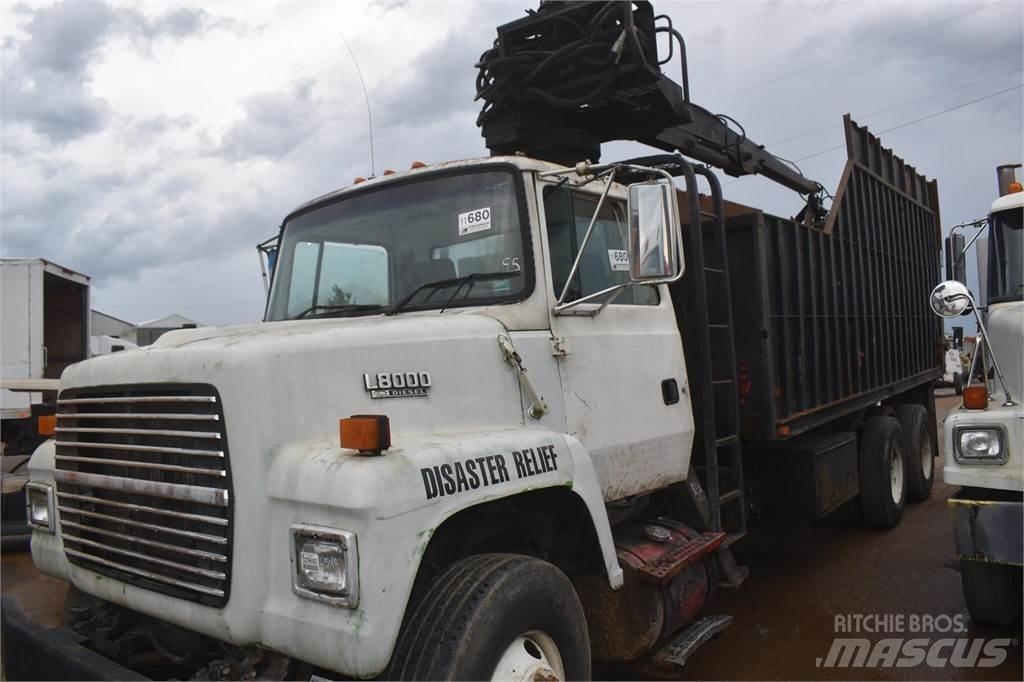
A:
2;392;1021;680
674;392;1023;681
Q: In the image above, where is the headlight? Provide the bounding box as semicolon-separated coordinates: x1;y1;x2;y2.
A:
955;428;1006;463
25;482;54;533
290;525;358;607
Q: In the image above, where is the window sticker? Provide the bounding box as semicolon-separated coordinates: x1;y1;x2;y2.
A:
608;249;630;271
458;207;492;236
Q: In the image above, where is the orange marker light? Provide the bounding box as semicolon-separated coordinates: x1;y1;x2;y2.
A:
410;161;426;169
353;176;367;184
37;415;56;437
382;169;396;176
963;385;989;410
340;415;391;454
1009;181;1023;194
777;424;791;438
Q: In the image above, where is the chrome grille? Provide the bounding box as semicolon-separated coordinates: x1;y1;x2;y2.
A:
54;385;232;606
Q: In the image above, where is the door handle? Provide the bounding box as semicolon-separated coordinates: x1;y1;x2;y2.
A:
662;378;680;405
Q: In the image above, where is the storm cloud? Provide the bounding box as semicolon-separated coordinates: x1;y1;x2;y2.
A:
0;0;1020;325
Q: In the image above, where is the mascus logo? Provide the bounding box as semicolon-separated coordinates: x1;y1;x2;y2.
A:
363;371;432;399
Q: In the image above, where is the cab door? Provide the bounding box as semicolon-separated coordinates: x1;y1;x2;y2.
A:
539;181;695;501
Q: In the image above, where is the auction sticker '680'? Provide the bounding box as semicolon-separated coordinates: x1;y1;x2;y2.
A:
458;207;491;236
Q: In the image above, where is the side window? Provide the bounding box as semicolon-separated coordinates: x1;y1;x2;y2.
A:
544;187;659;305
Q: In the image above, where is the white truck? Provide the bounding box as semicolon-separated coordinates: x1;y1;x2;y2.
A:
930;163;1023;626
3;4;946;680
1;258;90;456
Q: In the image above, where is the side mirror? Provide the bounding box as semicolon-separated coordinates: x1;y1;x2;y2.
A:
627;179;681;281
944;233;967;284
929;280;972;317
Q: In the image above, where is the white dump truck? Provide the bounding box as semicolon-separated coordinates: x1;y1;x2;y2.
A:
3;3;946;680
930;163;1023;626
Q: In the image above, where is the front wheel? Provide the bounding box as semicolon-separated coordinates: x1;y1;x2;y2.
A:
388;554;591;681
961;560;1023;626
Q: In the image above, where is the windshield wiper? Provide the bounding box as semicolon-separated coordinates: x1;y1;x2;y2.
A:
291;303;386;320
387;271;519;316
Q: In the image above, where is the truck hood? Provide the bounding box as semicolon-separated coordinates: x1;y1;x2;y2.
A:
60;312;528;442
987;301;1023;400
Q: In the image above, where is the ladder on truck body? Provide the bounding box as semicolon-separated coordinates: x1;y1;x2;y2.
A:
676;165;747;539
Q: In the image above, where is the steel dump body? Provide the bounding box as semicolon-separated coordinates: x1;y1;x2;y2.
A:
685;117;944;443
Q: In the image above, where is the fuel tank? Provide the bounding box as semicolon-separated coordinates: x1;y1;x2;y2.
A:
574;520;714;662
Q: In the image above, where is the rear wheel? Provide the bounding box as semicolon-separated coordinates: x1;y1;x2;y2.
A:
858;416;906;528
961;560;1023;626
895;404;933;502
388;553;590;681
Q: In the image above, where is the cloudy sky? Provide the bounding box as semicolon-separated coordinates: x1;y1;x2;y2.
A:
1;0;1021;326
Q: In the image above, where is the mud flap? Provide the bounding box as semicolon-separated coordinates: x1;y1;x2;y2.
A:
653;614;733;668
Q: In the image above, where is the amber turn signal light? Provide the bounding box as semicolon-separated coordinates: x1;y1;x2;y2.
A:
962;385;988;410
37;415;56;437
340;415;391;454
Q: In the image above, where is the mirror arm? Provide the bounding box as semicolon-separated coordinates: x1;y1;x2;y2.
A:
948;292;1017;406
553;282;629;314
595;283;626;314
556;169;618;307
951;220;987;270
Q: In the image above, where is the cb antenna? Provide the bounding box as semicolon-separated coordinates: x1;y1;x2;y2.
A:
339;30;375;177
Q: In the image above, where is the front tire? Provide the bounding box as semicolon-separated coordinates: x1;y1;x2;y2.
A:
895;404;933;502
961;560;1023;626
858;416;906;528
388;554;591;681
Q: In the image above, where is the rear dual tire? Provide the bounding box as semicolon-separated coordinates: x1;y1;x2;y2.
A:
895;404;934;503
858;417;906;528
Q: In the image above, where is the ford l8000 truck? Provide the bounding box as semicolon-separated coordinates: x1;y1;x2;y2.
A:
3;3;945;680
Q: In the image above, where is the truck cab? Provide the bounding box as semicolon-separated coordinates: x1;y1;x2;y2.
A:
933;164;1023;626
21;156;699;679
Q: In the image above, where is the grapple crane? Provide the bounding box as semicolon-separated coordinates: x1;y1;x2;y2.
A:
475;0;827;221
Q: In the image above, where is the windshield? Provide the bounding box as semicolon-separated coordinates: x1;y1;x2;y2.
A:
266;169;529;320
988;206;1023;304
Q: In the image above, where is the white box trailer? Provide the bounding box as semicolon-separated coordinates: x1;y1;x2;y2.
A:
1;259;89;454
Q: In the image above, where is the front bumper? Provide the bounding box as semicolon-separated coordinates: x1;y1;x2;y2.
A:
0;595;146;681
948;490;1024;566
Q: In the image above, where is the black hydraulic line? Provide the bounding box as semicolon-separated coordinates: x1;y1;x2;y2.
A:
476;0;822;204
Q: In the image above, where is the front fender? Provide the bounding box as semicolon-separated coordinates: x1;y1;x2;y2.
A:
261;428;621;677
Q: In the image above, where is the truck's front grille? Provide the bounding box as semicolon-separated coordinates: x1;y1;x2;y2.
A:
54;385;233;607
